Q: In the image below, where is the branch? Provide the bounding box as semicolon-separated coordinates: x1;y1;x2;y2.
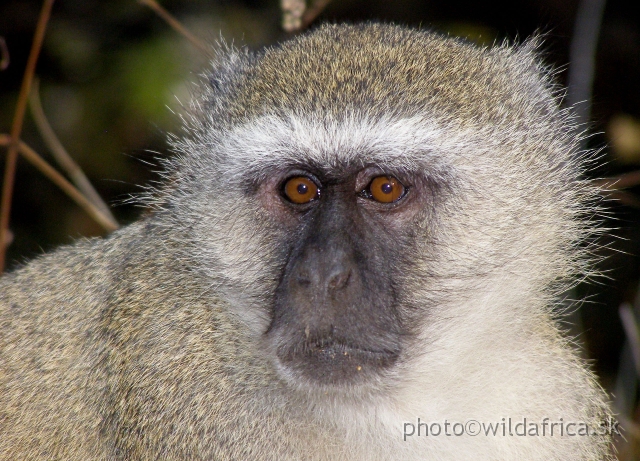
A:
281;0;332;33
138;0;209;55
281;0;305;33
28;79;118;224
567;0;606;143
0;37;9;71
620;302;640;378
0;0;56;272
0;135;119;233
301;0;332;29
595;170;640;191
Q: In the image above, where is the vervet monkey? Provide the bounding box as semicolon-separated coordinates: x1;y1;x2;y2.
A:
0;23;614;460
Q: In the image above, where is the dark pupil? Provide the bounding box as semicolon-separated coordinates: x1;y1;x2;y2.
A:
297;183;308;195
381;182;393;194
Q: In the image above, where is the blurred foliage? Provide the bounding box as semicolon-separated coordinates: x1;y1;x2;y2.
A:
609;114;640;164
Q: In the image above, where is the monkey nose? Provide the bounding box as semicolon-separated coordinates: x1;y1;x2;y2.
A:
327;267;351;291
291;244;356;294
294;265;351;292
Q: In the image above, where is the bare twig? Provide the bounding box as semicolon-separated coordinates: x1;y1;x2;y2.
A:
618;414;640;440
301;0;332;29
567;0;606;130
0;135;118;233
281;0;306;33
590;171;640;208
2;229;12;247
0;37;9;71
0;0;55;273
620;303;640;377
595;171;640;191
28;79;118;226
602;190;640;209
281;0;332;33
138;0;209;55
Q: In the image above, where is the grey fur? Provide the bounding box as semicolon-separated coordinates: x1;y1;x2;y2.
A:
0;23;613;460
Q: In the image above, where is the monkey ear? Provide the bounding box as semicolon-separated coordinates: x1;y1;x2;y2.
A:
208;49;253;93
513;32;561;89
204;43;256;105
176;44;257;136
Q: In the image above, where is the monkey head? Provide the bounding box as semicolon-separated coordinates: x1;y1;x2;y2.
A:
154;23;596;395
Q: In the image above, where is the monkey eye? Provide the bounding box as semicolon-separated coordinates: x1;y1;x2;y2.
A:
282;176;320;204
362;176;407;203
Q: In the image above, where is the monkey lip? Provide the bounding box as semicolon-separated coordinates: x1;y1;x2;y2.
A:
277;338;399;384
306;341;398;362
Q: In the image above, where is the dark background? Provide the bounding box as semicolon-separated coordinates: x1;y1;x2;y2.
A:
1;0;639;456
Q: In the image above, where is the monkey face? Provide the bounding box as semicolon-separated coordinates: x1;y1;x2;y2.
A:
256;163;434;387
166;23;589;396
173;113;488;392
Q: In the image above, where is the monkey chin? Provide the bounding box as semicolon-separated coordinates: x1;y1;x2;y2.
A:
274;338;400;391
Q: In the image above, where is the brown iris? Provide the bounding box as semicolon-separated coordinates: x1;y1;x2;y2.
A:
283;176;320;204
368;176;405;203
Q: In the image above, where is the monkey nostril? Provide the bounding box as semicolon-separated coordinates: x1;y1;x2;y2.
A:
296;273;311;286
327;269;351;291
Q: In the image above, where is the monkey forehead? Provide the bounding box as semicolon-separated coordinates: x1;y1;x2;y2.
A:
212;23;560;131
181;109;571;189
214;114;461;179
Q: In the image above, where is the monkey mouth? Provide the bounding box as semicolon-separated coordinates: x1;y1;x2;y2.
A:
277;338;400;385
307;340;397;362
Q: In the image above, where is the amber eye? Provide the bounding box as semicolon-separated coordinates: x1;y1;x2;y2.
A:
283;176;320;204
367;176;406;203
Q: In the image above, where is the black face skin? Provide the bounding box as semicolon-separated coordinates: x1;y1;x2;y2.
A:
261;165;426;387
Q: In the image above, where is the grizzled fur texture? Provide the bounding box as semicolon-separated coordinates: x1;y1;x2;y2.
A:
0;23;613;460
